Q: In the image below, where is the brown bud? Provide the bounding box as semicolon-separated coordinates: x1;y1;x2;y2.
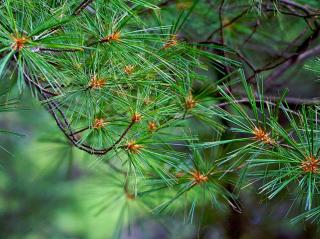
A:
301;155;320;173
191;171;208;184
252;126;275;145
100;31;121;43
88;75;106;89
162;34;178;49
124;65;134;75
11;36;28;51
185;94;197;110
126;141;143;154
93;118;107;129
148;121;157;132
131;112;142;123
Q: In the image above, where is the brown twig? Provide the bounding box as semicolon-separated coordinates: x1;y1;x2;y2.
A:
265;44;320;84
216;96;320;108
73;0;94;16
206;8;248;41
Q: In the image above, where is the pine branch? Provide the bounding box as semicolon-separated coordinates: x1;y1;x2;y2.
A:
22;69;128;175
26;74;136;156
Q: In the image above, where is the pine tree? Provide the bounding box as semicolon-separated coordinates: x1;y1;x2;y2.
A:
1;0;320;238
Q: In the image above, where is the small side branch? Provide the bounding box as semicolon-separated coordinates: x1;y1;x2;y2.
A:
73;0;94;16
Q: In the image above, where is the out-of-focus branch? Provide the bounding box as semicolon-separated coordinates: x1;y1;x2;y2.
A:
266;44;320;83
216;96;320;108
206;8;248;40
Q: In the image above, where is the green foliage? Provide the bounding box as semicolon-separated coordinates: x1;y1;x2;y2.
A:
1;0;320;237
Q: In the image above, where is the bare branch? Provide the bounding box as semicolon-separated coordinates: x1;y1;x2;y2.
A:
73;0;94;16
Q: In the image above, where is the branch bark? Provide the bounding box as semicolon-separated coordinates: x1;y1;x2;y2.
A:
266;44;320;83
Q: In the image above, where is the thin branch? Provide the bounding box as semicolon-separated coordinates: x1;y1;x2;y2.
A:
279;0;319;16
73;0;94;16
241;19;260;47
266;44;320;83
70;126;90;136
216;96;320;108
32;48;84;53
206;8;248;40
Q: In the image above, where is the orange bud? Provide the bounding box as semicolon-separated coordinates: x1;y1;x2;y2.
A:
126;141;143;154
301;155;320;173
148;121;157;132
12;36;28;51
88;75;106;89
93;118;107;129
191;171;208;184
131;112;142;123
124;65;134;75
101;31;121;43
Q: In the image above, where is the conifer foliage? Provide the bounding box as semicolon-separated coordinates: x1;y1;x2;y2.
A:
1;0;320;237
